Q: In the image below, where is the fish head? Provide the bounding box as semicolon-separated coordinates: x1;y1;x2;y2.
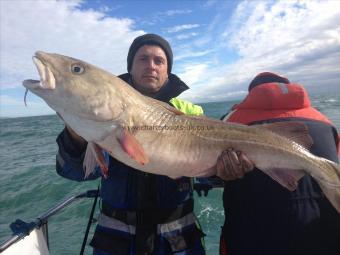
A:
23;51;126;122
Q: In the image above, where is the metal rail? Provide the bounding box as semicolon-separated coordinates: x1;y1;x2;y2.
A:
0;189;99;253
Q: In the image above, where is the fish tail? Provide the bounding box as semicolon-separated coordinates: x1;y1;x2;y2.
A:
312;159;340;213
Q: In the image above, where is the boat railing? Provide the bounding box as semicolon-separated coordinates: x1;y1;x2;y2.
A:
0;189;99;253
0;183;219;253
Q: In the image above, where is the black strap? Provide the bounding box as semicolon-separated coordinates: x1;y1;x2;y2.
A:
137;173;157;210
101;199;194;226
135;225;156;255
89;229;130;254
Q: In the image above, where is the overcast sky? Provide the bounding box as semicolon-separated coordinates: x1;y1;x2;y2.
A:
1;0;340;117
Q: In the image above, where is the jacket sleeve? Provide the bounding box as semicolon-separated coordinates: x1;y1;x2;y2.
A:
56;128;101;181
169;98;204;116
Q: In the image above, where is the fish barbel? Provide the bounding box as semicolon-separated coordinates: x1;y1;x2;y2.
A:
23;51;340;212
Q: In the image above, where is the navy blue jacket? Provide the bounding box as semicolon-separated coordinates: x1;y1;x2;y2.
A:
55;73;207;254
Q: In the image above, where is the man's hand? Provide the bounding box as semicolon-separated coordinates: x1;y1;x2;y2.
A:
216;148;254;181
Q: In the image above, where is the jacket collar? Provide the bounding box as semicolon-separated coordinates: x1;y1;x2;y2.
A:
118;73;189;103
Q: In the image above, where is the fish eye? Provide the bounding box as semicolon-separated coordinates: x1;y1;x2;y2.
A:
71;63;85;74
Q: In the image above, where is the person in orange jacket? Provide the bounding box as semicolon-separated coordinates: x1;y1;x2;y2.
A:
219;72;340;255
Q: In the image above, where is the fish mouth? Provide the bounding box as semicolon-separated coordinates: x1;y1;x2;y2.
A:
23;53;56;91
23;52;56;105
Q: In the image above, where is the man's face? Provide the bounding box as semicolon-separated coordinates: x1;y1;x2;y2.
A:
130;45;168;96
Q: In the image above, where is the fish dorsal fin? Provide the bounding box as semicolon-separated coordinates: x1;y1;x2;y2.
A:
162;103;184;115
157;100;184;115
187;115;230;126
259;122;313;150
145;96;184;115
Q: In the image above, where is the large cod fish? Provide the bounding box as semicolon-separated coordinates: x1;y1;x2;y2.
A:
23;51;340;212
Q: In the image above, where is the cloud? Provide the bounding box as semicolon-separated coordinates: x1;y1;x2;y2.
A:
226;1;340;59
1;0;340;116
165;24;200;41
177;64;209;85
202;0;218;8
167;24;200;33
178;0;340;103
175;49;214;61
165;10;192;16
175;32;198;40
139;9;193;26
0;0;143;89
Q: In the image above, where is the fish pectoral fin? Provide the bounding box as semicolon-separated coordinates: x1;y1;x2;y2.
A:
261;168;305;191
258;122;313;150
117;129;149;165
83;142;109;178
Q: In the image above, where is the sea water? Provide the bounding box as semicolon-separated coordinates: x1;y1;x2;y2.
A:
0;94;339;254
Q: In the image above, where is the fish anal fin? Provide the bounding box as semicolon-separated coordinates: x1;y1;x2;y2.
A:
84;142;109;178
118;129;149;165
261;168;305;191
259;122;313;150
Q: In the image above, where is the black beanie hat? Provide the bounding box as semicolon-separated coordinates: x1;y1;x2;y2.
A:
248;72;290;91
127;33;173;74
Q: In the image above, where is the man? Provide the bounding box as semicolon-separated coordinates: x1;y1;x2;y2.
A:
56;33;238;255
220;72;340;255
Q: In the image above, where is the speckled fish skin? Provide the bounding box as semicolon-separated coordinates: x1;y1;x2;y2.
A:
23;51;340;213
